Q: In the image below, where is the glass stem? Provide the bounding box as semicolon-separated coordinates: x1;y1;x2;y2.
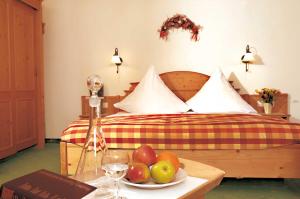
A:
115;179;119;198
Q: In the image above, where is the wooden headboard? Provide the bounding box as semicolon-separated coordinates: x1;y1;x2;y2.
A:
81;71;288;117
125;71;209;101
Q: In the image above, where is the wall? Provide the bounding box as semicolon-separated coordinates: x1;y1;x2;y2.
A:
43;0;300;138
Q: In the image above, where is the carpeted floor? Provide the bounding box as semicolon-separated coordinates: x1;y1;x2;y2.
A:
0;143;299;199
0;143;60;185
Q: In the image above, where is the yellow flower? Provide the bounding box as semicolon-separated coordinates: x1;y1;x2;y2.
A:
255;88;280;105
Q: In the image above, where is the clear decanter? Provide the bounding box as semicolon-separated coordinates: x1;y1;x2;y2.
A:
75;75;107;183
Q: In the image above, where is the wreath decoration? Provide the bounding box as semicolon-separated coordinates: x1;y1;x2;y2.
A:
159;14;202;41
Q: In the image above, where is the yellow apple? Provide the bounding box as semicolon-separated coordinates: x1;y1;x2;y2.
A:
150;160;175;184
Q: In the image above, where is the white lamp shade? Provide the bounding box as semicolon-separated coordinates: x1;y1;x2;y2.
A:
111;55;122;64
241;52;255;63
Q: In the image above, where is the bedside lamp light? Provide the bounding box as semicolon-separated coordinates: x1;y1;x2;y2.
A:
241;45;255;72
111;48;123;73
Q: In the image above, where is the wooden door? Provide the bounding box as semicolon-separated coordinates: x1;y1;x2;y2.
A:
0;0;44;159
0;0;15;158
11;0;37;150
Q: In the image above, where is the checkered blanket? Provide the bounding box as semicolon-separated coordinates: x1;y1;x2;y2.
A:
61;113;300;150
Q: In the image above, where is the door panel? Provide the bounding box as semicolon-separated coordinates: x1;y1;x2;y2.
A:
12;1;36;91
0;0;10;91
15;98;36;149
0;0;15;158
0;100;14;158
11;0;37;151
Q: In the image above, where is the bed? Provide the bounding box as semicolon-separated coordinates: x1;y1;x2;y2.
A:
60;71;300;178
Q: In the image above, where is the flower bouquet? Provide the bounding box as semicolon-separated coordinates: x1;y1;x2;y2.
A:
255;88;280;114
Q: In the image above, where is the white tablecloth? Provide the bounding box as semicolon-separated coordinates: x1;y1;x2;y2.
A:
83;176;208;199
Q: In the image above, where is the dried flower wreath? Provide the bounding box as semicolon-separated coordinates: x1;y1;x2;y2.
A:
158;14;202;41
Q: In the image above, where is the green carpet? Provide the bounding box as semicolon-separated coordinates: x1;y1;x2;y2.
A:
0;143;60;185
0;143;299;198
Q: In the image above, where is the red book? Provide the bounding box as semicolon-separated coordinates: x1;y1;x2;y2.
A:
1;169;96;199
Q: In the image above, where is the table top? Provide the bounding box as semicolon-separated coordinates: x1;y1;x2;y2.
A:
81;158;225;199
178;158;225;199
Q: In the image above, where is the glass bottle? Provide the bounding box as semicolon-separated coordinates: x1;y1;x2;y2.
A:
75;75;107;183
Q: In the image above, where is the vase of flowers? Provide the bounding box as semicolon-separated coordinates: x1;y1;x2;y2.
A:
255;88;280;114
263;103;272;114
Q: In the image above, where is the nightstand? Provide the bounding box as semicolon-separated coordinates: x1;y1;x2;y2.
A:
261;113;290;120
80;96;105;119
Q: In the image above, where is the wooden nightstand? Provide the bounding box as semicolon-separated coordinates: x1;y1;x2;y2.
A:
261;113;291;120
80;96;106;119
79;113;109;119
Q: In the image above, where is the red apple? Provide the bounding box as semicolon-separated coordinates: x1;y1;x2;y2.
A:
150;160;176;184
132;145;157;166
126;162;150;183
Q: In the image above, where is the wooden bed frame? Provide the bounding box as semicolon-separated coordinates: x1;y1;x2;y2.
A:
60;71;300;178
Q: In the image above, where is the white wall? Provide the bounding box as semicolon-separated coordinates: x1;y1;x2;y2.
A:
43;0;300;138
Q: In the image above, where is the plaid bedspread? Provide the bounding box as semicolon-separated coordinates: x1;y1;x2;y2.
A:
61;114;300;150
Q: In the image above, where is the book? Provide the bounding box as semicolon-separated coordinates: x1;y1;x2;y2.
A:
0;169;96;199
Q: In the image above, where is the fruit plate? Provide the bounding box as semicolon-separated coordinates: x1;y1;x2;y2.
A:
121;168;187;189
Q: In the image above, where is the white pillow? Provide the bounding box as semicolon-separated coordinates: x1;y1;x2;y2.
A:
114;66;190;114
186;68;257;113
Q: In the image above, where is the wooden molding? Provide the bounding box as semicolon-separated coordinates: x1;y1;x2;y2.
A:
20;0;41;10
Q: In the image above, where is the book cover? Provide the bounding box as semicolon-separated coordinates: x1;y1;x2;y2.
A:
1;169;96;199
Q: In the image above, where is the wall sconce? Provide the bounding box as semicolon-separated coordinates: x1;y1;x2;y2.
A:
241;45;255;72
111;48;123;73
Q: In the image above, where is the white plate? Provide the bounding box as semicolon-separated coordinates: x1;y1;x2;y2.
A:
121;168;187;189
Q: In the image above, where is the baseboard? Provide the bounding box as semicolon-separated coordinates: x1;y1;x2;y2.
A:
285;179;300;192
45;138;61;143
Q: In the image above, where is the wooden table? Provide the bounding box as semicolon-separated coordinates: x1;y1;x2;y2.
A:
62;145;224;199
178;158;225;199
81;158;224;199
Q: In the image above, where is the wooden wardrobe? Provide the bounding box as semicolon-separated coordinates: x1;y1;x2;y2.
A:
0;0;44;159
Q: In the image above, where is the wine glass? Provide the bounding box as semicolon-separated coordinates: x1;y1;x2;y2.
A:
101;150;129;199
